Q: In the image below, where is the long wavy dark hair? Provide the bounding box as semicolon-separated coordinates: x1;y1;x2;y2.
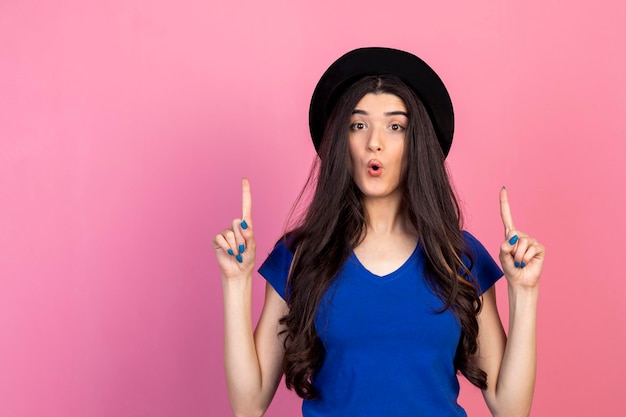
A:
279;75;486;399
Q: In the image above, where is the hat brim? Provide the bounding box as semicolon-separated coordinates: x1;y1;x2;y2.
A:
308;47;454;156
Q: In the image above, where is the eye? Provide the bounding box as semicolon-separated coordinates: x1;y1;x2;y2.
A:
390;123;405;131
350;122;366;131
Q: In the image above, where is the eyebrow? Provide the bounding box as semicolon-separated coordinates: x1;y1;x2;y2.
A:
352;109;409;117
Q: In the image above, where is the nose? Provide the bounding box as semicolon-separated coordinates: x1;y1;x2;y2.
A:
367;126;383;152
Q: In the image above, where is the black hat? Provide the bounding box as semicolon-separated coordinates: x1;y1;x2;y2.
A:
308;47;454;156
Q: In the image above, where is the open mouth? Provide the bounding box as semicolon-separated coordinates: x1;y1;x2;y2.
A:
367;160;384;176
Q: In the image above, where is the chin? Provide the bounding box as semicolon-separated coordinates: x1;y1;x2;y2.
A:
361;188;400;200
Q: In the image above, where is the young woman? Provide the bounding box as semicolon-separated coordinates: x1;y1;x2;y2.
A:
213;47;544;417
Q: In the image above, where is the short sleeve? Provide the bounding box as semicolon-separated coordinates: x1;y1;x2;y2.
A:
462;231;503;295
258;239;294;301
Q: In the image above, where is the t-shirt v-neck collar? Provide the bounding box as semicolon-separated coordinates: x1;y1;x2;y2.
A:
349;244;420;281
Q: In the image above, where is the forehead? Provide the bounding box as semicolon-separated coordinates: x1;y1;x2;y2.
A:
353;93;407;113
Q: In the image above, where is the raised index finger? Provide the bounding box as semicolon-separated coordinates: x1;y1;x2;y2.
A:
499;187;515;233
242;177;252;225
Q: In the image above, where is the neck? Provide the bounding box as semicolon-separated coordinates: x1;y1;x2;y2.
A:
362;192;408;236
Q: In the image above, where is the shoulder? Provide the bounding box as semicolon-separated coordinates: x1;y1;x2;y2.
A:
259;237;295;272
461;230;503;295
462;230;495;262
462;230;486;252
258;236;295;301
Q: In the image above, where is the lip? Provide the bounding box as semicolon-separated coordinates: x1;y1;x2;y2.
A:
367;159;384;177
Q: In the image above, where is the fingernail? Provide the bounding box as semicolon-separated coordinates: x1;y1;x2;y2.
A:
236;254;243;263
227;249;234;256
241;220;248;230
514;261;520;268
508;235;519;245
238;244;245;254
520;262;526;268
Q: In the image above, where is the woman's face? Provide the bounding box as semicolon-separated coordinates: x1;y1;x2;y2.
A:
348;92;407;201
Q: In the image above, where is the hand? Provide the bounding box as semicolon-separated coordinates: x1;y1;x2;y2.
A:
498;187;545;289
213;178;256;280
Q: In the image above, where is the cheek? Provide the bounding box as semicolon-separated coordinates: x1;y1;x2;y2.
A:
395;145;407;179
393;143;406;165
347;140;358;174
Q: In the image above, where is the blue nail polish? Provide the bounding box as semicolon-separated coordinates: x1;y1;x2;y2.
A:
239;244;245;254
241;220;248;230
227;249;234;256
520;262;526;268
508;235;519;245
514;261;520;268
236;254;243;263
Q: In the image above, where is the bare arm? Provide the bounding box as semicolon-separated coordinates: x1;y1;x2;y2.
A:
477;285;538;417
214;179;287;417
222;280;287;417
476;188;544;417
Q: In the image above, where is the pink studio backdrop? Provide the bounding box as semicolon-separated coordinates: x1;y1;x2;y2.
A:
1;1;625;416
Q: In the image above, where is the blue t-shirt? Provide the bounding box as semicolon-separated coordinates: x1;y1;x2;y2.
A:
258;231;502;417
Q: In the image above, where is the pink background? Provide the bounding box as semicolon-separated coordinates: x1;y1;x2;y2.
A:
1;1;625;416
